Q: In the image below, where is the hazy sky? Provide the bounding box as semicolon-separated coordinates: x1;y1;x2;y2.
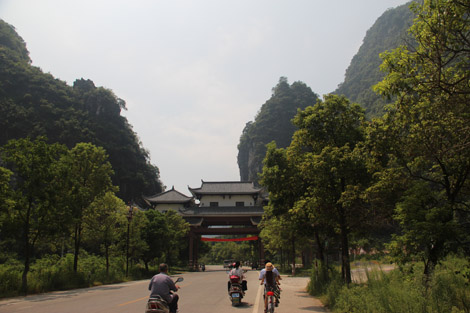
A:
1;0;410;195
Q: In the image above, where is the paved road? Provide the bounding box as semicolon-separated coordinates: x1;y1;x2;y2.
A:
0;265;327;313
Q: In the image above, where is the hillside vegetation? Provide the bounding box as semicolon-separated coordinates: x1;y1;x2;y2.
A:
334;2;415;117
237;77;318;184
0;20;163;203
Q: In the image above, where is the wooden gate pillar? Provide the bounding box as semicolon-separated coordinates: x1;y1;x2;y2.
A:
194;234;200;271
188;229;194;269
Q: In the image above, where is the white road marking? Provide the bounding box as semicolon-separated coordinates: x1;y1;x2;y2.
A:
253;282;263;313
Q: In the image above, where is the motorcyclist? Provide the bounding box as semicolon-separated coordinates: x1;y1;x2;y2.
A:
148;263;181;313
227;261;247;292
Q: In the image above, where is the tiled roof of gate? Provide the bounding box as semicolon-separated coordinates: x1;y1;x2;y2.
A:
188;181;262;196
144;187;193;204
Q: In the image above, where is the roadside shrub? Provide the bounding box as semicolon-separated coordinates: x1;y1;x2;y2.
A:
334;269;426;313
307;262;343;307
0;253;157;297
0;261;22;297
331;255;470;313
428;256;470;313
308;262;341;295
28;254;87;292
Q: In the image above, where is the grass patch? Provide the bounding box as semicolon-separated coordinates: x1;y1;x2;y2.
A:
307;255;470;313
0;253;157;298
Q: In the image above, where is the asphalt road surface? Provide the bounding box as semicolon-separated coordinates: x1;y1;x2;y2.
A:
0;265;327;313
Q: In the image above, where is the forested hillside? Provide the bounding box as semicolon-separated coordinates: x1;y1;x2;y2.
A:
237;77;318;184
334;1;415;117
0;20;163;203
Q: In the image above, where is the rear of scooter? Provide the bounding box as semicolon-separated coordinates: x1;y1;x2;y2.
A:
146;277;184;313
229;285;243;306
229;275;244;306
146;296;169;313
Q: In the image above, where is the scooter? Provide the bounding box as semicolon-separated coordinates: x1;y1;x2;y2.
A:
146;277;184;313
228;275;245;306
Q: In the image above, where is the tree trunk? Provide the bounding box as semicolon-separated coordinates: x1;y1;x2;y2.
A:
340;222;351;285
314;228;325;263
291;235;296;276
21;203;32;294
73;222;82;273
21;232;30;294
105;242;109;279
280;248;284;272
339;177;351;285
423;242;442;289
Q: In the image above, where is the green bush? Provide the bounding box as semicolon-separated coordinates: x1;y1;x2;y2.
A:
0;253;155;297
330;255;470;313
0;260;22;297
429;256;470;313
334;269;426;313
28;254;87;293
308;262;340;296
307;262;344;308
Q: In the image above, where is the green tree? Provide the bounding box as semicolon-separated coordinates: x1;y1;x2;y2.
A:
127;208;149;271
142;209;168;271
262;94;369;284
0;166;13;216
0;137;66;293
259;141;309;274
82;191;125;278
373;0;470;276
163;210;189;266
0;166;14;262
58;142;116;272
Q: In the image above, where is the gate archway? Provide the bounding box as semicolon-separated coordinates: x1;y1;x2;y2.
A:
185;213;265;270
144;181;267;270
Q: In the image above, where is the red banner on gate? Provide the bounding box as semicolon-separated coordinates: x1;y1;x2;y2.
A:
200;236;259;242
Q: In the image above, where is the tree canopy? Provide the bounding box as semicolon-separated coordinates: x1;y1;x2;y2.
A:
371;0;470;276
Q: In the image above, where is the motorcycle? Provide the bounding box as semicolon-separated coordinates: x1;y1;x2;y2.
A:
228;275;245;306
146;277;184;313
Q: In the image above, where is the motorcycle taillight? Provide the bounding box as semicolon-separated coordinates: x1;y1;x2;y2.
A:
266;291;275;296
149;302;158;309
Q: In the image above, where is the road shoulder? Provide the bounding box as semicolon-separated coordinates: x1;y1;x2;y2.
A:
276;276;328;313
